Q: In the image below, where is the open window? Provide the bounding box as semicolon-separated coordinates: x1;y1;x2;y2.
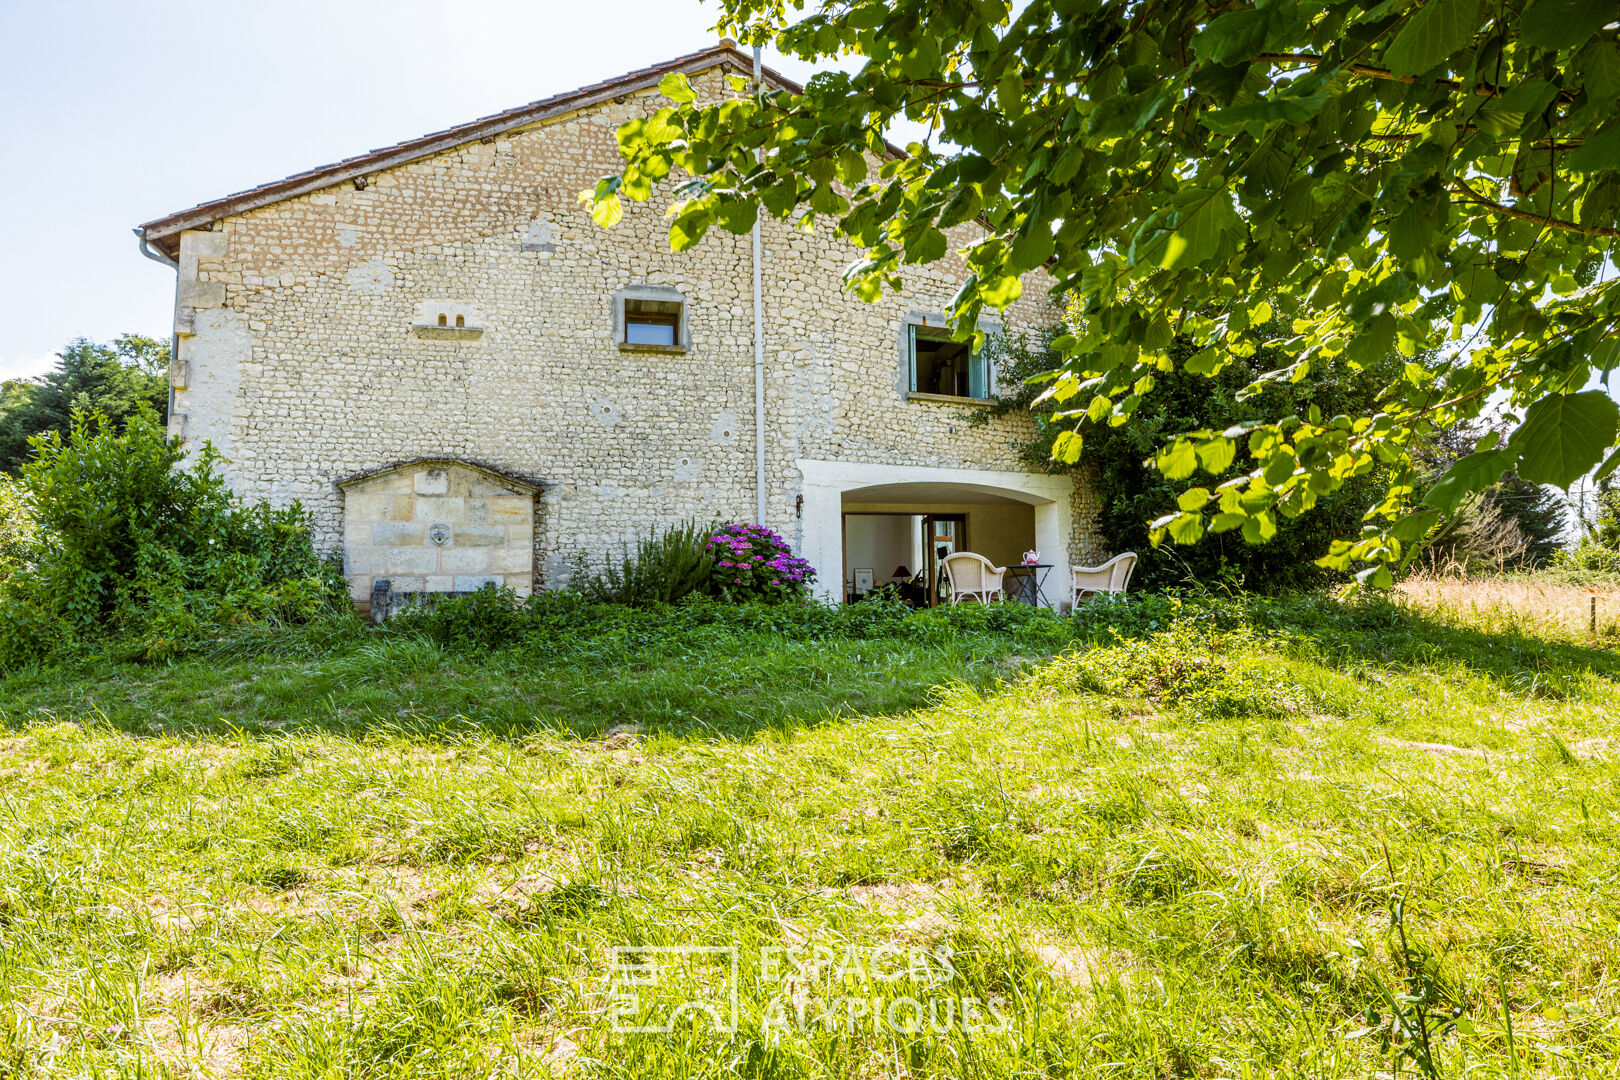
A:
624;298;681;347
908;325;989;400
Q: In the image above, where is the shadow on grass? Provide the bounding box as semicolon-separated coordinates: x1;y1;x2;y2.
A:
1226;593;1620;692
0;629;1038;743
0;590;1612;743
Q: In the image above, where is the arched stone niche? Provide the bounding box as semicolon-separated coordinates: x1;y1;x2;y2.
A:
337;458;543;616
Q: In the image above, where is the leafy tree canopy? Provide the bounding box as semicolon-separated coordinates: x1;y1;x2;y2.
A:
1585;478;1620;550
1557;475;1620;573
593;0;1620;586
1415;420;1568;567
985;323;1398;590
0;474;34;588
0;335;169;474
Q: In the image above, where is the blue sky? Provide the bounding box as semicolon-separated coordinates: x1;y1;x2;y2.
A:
0;0;837;379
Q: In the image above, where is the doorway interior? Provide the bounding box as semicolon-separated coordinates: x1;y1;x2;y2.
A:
842;512;967;606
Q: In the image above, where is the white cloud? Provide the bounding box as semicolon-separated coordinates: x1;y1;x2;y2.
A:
0;353;58;383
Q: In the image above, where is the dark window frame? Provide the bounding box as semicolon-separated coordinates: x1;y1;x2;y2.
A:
624;301;681;347
907;324;990;401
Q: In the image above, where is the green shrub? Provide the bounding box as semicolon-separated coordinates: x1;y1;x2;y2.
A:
570;520;816;607
574;519;716;606
388;583;532;650
1036;623;1313;718
0;476;35;586
392;584;1093;657
1552;481;1620;579
1555;536;1620;577
978;328;1396;592
0;408;348;669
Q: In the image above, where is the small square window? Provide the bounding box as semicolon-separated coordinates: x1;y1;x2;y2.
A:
624;298;682;348
909;325;988;399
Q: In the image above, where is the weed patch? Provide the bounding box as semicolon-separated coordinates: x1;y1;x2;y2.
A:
1035;624;1318;718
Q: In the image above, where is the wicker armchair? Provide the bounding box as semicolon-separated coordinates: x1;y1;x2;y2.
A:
1071;552;1138;606
940;552;1007;603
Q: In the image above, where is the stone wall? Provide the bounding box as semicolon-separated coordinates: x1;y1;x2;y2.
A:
339;460;539;606
165;61;1108;598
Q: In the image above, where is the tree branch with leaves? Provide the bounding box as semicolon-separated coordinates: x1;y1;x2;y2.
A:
589;0;1620;586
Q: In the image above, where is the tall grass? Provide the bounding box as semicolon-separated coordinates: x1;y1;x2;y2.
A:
0;587;1616;1076
1397;568;1620;640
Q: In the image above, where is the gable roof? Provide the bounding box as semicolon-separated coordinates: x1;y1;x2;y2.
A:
135;40;799;260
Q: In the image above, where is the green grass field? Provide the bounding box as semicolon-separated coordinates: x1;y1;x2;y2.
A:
1;593;1617;1078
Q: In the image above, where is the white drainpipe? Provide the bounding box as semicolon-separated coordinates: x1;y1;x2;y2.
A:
134;228;181;420
752;44;767;528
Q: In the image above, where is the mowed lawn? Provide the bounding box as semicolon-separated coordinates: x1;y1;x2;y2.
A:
0;595;1617;1078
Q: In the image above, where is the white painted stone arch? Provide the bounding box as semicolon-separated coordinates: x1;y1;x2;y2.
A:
795;459;1074;607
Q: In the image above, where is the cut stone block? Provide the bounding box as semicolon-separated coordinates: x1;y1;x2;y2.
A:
413;497;464;523
439;548;491;573
373;522;425;546
452;525;505;546
415;468;450;495
343;549;387;575
454;575;503;592
387;548;436;574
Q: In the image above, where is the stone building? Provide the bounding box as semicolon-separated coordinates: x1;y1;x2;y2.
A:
135;41;1104;612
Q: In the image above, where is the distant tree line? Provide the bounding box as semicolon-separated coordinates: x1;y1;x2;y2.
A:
1417;425;1567;575
1561;479;1620;576
0;335;169;474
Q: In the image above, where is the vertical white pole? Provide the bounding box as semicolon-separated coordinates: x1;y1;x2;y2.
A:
751;44;767;528
801;482;842;603
1032;501;1070;610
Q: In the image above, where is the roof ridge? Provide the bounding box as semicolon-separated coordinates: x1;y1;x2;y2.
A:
136;40;786;256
